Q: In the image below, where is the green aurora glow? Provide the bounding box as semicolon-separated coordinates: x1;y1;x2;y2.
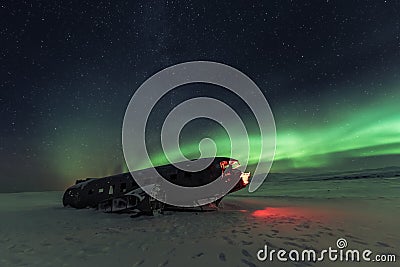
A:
138;88;400;173
5;1;400;194
50;86;400;184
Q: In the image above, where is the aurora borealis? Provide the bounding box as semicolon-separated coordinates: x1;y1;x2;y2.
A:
1;1;400;192
147;85;400;172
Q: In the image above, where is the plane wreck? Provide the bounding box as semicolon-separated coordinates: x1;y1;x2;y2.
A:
63;157;250;216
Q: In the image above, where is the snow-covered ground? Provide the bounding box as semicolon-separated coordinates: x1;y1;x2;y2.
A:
0;174;399;267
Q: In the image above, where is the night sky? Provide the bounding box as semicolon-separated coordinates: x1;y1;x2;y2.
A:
1;1;400;192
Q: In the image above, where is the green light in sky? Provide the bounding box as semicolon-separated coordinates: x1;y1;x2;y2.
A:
51;86;400;183
144;90;400;172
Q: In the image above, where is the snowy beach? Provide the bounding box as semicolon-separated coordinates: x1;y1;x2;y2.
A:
0;172;398;267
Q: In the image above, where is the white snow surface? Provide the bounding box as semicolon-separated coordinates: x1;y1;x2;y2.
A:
0;173;399;267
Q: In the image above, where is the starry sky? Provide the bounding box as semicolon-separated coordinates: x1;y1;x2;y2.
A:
1;1;400;192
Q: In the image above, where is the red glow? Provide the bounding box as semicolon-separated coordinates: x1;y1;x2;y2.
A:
251;206;331;220
220;161;229;171
252;207;295;218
